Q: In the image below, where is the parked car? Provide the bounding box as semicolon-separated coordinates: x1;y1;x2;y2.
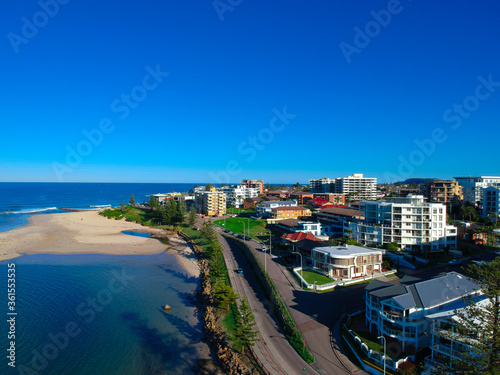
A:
261;245;267;252
448;259;461;266
235;268;243;274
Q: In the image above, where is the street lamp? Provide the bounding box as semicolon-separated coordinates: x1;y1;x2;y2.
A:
292;252;303;289
378;335;386;375
264;228;272;257
238;220;246;242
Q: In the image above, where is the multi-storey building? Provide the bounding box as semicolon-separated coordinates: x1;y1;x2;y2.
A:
482;186;500;218
241;179;264;195
255;200;297;217
334;173;377;201
276;219;323;236
426;179;463;205
220;184;260;208
270;206;312;221
195;191;226;217
309;178;336;193
315;206;364;236
310;174;377;200
311;244;382;279
289;192;314;205
365;272;481;353
243;197;263;210
454;176;500;205
425;299;488;372
359;195;457;251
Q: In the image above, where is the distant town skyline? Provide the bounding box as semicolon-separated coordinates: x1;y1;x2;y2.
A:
1;1;499;183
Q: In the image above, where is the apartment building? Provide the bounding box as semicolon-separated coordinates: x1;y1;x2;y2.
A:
243;197;263;210
365;272;481;353
426;179;463;205
195;191;226;217
311;244;382;279
425;299;488;372
289;191;314;205
310;174;377;200
220;184;260;208
241;179;264;195
255;200;297;217
335;173;377;201
270;206;311;221
315;206;364;236
454;176;500;205
359;195;457;251
482;186;500;218
309;177;336;193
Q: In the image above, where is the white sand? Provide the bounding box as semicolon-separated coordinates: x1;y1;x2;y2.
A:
0;211;200;277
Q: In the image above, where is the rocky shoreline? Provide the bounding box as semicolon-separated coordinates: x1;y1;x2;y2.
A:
180;232;253;375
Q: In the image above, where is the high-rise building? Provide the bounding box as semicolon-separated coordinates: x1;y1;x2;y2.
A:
309;177;335;194
358;195;457;251
195;191;226;216
310;174;377;200
482;186;500;218
426;179;463;205
220;184;260;208
334;173;377;201
241;179;264;195
454;176;500;205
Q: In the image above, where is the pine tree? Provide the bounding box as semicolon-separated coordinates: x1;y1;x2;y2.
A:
176;197;187;223
235;298;259;354
129;194;136;206
443;259;500;374
188;206;197;226
213;284;238;309
120;199;127;212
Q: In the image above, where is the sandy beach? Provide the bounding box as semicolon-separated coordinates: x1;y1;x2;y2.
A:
0;210;200;277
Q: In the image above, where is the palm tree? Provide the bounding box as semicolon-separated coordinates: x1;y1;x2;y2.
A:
462;205;477;223
488;212;499;229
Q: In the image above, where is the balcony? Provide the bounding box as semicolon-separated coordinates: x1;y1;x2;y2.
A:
382;311;403;321
384;327;403;337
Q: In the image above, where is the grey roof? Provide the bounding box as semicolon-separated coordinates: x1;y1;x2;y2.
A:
370;271;480;310
365;279;393;292
415;272;480;308
258;200;296;207
370;284;407;299
393;290;416;310
400;275;422;285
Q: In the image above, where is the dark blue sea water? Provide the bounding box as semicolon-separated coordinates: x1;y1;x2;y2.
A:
0;253;206;375
0;183;202;232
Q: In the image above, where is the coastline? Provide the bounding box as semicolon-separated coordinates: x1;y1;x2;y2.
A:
0;210;200;278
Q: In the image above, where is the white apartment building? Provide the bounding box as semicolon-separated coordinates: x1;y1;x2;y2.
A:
358;195;457;251
310;174;377;200
482;186;500;218
220;184;260;208
334;173;377;201
311;244;382;279
454;176;500;205
365;272;481;353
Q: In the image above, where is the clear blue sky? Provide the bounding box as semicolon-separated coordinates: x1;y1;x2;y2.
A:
1;0;499;183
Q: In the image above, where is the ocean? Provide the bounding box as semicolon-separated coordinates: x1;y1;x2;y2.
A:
0;183;209;375
0;182;202;233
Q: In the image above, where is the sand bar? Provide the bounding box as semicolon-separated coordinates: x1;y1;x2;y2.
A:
0;211;200;277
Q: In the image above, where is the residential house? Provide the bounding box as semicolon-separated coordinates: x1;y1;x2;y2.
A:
365;272;481;353
282;232;321;243
311;244;382;279
243;197;263;210
255;200;297;217
313;193;346;205
275;219;323;236
266;190;290;199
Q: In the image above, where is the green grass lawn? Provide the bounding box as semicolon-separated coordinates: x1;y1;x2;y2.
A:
214;217;268;240
298;270;334;285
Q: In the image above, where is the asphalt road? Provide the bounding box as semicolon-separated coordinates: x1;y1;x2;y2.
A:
218;228;370;375
218;231;318;375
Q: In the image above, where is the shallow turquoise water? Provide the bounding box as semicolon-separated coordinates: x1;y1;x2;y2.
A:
0;253;205;375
